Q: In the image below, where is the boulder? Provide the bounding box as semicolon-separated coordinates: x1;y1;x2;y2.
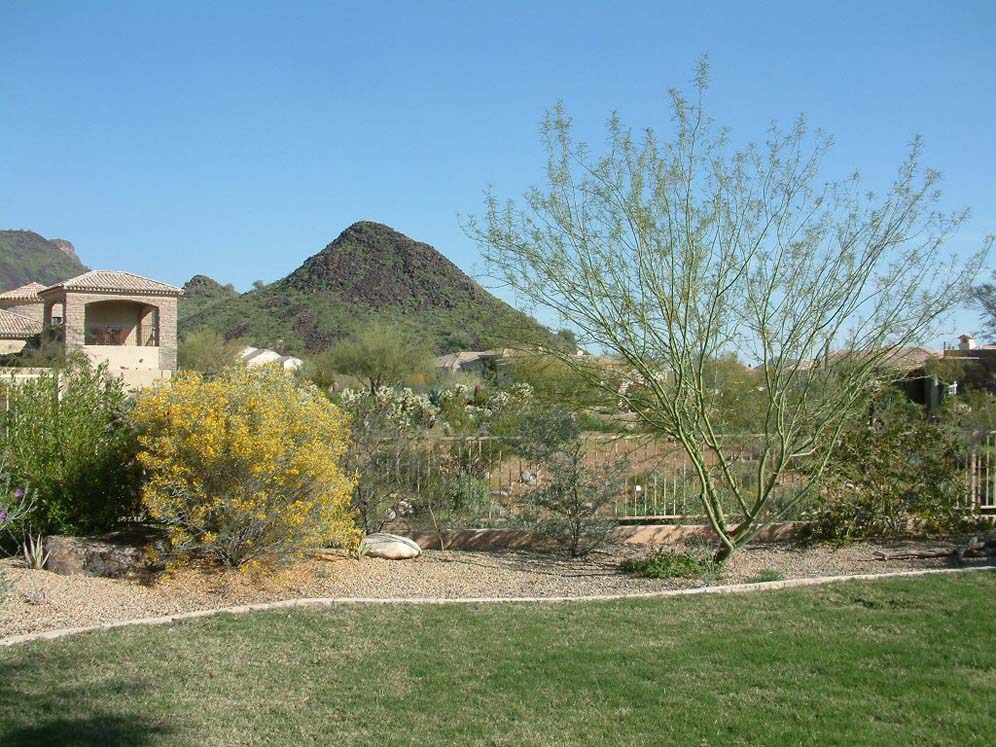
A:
43;526;169;578
361;532;422;560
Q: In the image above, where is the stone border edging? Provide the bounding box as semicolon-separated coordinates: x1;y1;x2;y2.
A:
2;565;993;648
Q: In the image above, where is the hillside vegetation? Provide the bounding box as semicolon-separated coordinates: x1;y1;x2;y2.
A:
179;274;239;324
0;229;88;289
181;221;555;354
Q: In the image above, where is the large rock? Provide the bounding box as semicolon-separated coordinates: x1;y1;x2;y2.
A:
361;532;421;560
43;526;169;578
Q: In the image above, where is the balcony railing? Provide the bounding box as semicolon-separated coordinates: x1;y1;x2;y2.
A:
84;326;160;346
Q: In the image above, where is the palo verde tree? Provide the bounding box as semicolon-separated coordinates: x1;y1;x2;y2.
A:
468;61;991;561
329;321;434;394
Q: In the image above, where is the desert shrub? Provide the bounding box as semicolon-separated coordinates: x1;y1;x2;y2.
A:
939;390;996;432
812;398;968;540
620;549;713;579
517;409;625;557
133;367;359;570
177;328;243;374
0;356;140;534
416;471;494;538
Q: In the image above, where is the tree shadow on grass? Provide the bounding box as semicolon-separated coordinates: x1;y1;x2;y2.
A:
0;659;179;747
3;714;175;747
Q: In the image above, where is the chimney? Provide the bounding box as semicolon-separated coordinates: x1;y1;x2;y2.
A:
958;334;977;351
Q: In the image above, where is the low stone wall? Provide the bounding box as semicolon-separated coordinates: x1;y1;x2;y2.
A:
401;522;803;551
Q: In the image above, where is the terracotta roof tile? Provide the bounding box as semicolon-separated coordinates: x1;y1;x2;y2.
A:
0;282;47;301
42;271;183;296
0;308;43;338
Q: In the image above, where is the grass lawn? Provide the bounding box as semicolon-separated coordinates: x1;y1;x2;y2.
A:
2;572;994;746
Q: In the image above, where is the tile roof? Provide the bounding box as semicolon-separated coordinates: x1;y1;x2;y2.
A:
0;308;43;338
796;346;939;372
42;271;183;296
0;282;47;302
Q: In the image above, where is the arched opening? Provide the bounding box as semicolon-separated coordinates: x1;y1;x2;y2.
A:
84;300;159;347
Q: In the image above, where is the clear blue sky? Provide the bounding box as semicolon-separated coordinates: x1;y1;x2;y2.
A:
2;0;994;343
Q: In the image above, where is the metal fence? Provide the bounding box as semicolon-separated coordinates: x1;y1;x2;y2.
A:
403;430;996;526
966;431;996;513
404;434;807;525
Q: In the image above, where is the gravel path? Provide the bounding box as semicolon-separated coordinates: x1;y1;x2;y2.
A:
1;540;991;639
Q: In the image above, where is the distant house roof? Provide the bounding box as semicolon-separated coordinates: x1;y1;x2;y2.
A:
0;308;43;339
40;271;183;296
0;282;47;302
797;346;939;372
239;346;303;371
434;349;513;372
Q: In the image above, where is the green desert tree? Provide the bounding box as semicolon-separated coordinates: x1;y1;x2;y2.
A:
468;61;991;561
329;322;434;394
178;329;243;373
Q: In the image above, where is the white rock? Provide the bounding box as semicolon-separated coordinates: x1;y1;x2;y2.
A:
361;533;422;560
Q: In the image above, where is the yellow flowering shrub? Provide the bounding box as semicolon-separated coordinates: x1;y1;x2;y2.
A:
133;366;359;569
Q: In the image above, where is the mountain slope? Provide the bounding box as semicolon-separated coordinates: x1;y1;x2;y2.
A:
182;221;554;354
0;230;88;289
179;274;239;323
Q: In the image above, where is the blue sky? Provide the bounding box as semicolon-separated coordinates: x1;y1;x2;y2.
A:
2;1;994;343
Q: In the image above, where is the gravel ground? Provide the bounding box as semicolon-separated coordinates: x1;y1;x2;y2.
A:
1;539;992;639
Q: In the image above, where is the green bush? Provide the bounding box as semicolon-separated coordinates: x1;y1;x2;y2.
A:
620;550;713;579
0;357;140;534
812;398;969;540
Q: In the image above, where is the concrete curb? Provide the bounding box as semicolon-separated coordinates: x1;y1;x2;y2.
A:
2;565;993;648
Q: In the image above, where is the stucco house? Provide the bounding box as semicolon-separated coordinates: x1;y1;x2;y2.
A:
0;271;182;388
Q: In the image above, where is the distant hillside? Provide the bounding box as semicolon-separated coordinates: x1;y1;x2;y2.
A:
179;274;239;323
0;230;88;289
182;221;555;354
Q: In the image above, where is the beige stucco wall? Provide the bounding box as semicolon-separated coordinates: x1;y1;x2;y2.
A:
0;339;27;354
83;344;160;371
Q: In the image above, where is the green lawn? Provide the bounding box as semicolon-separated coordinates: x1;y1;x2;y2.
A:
2;572;994;746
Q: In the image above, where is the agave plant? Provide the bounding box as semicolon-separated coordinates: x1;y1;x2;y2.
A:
21;533;49;570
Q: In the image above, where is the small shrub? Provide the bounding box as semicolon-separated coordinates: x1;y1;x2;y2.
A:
749;569;785;583
0;356;139;534
133;366;359;570
20;534;49;570
517;409;625;558
620;550;712;579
